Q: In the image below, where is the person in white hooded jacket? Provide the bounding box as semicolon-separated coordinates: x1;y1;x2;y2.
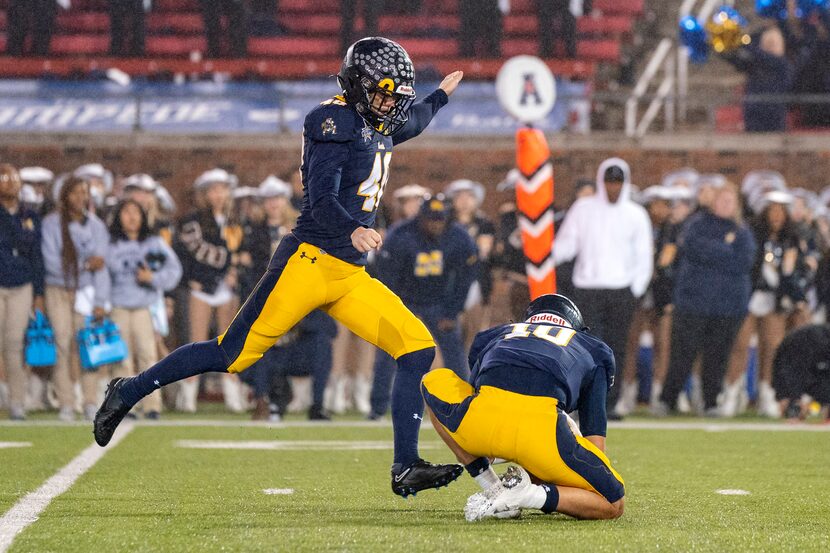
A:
553;158;653;417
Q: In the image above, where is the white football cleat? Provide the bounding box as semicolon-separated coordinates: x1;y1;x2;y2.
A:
465;466;531;522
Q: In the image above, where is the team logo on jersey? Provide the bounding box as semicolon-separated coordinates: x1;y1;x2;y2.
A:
361;125;373;143
527;313;571;327
321;118;337;136
414;251;443;277
22;218;34;230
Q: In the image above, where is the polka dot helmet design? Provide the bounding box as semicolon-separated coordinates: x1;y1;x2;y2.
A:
337;37;416;136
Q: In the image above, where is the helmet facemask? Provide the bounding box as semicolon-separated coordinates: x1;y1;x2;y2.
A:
338;37;416;136
352;76;415;136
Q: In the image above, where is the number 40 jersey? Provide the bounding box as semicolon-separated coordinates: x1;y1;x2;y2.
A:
468;322;617;437
293;89;449;265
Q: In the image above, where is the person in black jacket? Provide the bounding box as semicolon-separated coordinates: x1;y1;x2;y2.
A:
444;179;495;351
6;0;57;56
538;0;577;59
369;196;479;419
617;186;680;417
724;191;808;418
459;0;502;57
722;26;792;132
655;182;756;416
109;0;146;56
772;323;830;421
0;164;45;420
199;0;249;58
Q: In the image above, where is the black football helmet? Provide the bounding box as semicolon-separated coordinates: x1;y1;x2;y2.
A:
524;293;587;331
337;37;416;136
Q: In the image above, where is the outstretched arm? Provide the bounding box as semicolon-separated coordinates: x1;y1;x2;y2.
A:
392;71;463;145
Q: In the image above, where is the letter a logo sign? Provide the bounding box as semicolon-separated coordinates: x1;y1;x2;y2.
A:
496;55;556;124
520;73;542;106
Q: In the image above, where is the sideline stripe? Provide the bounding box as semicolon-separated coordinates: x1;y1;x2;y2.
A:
263;488;294;495
0;423;134;553
0;442;31;449
1;420;829;431
716;489;751;496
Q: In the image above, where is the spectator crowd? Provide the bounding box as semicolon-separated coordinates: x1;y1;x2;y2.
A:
721;2;830;131
1;159;829;423
5;1;587;60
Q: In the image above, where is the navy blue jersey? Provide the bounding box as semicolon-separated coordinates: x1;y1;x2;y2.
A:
377;218;478;318
293;90;449;265
468;322;616;437
0;205;44;295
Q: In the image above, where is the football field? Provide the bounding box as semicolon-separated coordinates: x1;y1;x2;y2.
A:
1;416;829;553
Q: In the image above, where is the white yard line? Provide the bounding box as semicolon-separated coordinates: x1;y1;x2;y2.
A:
716;489;751;495
263;488;294;495
0;442;31;449
1;419;829;431
0;423;134;553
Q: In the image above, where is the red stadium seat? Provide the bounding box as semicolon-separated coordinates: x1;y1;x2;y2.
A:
0;0;629;81
56;12;110;33
66;0;108;9
576;39;620;62
147;13;204;34
474;14;635;37
152;0;200;11
378;15;459;34
715;105;744;132
51;34;109;56
593;0;644;16
0;55;595;80
395;38;458;59
146;36;206;57
281;15;341;35
577;15;632;35
280;0;340;14
249;37;339;57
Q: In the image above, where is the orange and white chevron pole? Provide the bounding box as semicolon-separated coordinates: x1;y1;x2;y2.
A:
496;55;558;301
515;128;556;299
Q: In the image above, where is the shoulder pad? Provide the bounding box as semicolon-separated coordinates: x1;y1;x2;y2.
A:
305;100;359;143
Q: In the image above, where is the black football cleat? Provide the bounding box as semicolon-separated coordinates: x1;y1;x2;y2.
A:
308;405;332;421
93;378;132;446
391;459;464;498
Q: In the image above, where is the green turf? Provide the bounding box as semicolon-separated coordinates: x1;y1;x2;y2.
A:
0;427;93;513
2;423;829;552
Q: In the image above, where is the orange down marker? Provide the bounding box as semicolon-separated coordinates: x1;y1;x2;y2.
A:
515;127;556;299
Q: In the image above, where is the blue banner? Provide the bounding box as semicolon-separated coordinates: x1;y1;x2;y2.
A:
0;79;588;135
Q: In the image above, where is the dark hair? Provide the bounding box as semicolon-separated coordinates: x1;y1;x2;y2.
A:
58;176;87;286
753;201;796;243
109;199;152;243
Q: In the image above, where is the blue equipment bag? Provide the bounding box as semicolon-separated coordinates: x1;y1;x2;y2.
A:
25;310;57;367
77;316;128;371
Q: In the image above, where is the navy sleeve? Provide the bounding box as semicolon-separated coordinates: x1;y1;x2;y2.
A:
468;326;503;371
305;139;364;235
682;220;756;275
392;89;449;145
444;231;479;319
721;47;754;72
31;214;45;296
577;368;608;437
